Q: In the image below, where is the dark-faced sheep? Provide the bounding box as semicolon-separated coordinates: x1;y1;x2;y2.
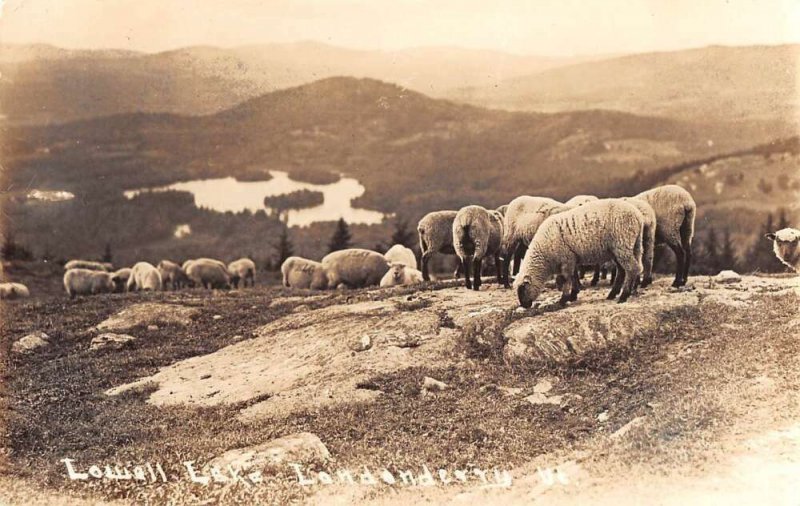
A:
281;257;329;290
0;282;30;300
635;185;696;287
514;199;644;308
765;228;800;272
228;258;257;288
453;205;505;290
417;211;463;281
127;262;163;292
321;249;390;289
186;259;231;289
64;269;115;298
111;267;132;292
157;260;190;290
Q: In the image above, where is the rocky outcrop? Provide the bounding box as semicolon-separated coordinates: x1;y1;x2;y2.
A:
94;303;199;332
12;332;50;354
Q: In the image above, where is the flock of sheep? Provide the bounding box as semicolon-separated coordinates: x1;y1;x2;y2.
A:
283;184;698;308
1;183;798;304
61;257;256;298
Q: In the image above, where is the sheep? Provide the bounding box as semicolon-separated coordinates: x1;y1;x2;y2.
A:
379;263;425;287
110;267;132;292
228;258;257;288
182;258;226;272
157;260;190;290
417;210;463;281
281;257;329;290
127;262;163;292
453;205;505;290
765;228;800;272
186;259;231;289
621;197;657;287
635;185;696;287
384;244;417;269
564;195;598;206
63;269;115;298
496;204;509;217
514;199;644;308
321;249;390;289
0;282;30;300
501;196;572;280
64;259;112;272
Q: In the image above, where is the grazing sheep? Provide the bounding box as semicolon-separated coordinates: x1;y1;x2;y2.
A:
186;259;231;289
384;244;417;269
635;185;696;287
453;205;505;290
418;210;463;281
64;259;111;272
321;249;390;289
64;269;115;298
0;282;30;300
765;228;800;272
127;262;163;292
182;258;226;272
621;197;657;287
514;199;644;308
110;267;132;292
157;260;190;290
380;263;424;287
502;196;571;280
564;195;598;206
228;258;257;288
281;257;329;290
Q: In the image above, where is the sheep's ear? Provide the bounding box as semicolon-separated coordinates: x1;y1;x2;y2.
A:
765;233;776;241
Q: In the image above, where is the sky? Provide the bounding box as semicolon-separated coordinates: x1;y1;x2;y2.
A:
0;0;798;56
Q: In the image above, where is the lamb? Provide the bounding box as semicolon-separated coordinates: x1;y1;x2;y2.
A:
227;258;257;288
765;228;800;272
634;185;695;287
186;259;231;289
452;205;505;290
281;257;329;290
127;262;163;292
383;244;417;269
110;267;132;292
157;260;190;290
564;195;598;206
502;196;571;280
64;259;112;272
64;269;116;298
321;248;390;289
417;210;463;281
379;263;424;287
514;199;644;308
0;282;30;300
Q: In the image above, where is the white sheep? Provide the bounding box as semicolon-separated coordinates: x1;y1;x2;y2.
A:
64;269;116;298
227;258;257;288
379;263;425;287
514;199;644;308
635;185;696;287
0;282;30;300
186;259;231;289
564;195;598;206
453;205;505;290
383;244;417;269
127;262;163;292
417;210;462;281
496;204;509;217
157;260;190;290
765;228;800;272
621;197;657;287
111;267;132;292
502;196;572;281
64;259;112;272
281;256;329;290
182;257;226;272
321;248;390;289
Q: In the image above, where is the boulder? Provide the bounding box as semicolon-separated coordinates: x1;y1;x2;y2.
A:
12;332;50;354
422;376;449;392
94;303;198;332
206;432;330;472
90;333;136;351
715;270;742;284
525;392;562;406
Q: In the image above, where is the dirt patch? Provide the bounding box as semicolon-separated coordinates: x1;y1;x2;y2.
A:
93;302;200;332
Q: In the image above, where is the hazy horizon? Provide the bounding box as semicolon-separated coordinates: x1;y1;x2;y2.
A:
1;0;798;58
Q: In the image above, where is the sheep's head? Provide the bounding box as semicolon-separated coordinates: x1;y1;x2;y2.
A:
766;228;800;271
513;274;543;309
389;263;406;282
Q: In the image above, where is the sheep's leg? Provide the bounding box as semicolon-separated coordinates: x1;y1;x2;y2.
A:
472;257;483;291
453;257;463;279
668;242;685;288
502;254;512;286
681;241;692;287
608;260;625;299
590;265;600;286
463;256;473;289
495;254;508;287
567;269;581;301
421;252;432;281
512;243;526;275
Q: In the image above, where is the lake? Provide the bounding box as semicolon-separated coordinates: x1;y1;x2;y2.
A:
124;171;386;227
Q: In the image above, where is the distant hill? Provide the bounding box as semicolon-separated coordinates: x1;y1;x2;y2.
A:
450;45;799;134
0;42;600;125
